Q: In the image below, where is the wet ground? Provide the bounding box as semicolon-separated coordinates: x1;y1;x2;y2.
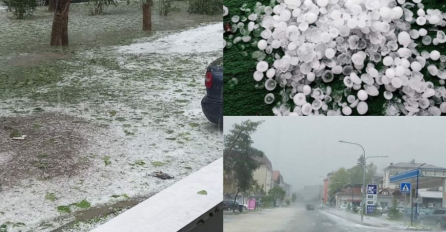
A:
224;206;435;232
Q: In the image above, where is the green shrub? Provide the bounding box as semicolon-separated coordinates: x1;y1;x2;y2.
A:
7;0;37;19
87;0;117;15
187;0;222;15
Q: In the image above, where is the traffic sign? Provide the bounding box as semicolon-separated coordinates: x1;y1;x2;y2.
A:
400;183;411;193
367;185;377;195
366;205;376;214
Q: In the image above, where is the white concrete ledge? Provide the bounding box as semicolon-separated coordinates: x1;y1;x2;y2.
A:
90;158;223;232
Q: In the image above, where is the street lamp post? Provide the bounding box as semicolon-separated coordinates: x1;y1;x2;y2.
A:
339;140;389;222
415;163;426;222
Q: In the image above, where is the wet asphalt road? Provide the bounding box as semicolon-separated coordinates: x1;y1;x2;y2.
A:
224;205;418;232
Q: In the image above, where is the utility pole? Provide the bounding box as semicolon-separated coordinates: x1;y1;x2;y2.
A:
339;140;388;222
415;163;426;223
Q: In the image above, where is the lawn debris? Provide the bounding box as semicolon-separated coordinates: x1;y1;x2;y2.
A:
150;171;173;180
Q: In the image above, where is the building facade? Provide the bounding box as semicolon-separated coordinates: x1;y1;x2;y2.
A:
383;160;440;189
253;154;274;194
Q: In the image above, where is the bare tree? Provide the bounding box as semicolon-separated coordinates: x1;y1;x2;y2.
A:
142;0;153;31
50;0;71;46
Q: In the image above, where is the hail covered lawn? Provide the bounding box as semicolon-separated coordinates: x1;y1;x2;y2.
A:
0;4;223;230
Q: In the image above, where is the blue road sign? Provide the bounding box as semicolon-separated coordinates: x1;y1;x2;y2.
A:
367;185;377;195
390;169;419;183
400;183;411;193
367;205;376;214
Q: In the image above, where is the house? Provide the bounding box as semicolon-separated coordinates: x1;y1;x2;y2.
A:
322;172;333;204
335;184;362;208
377;188;405;208
252;154;274;194
382;160;441;189
273;171;283;187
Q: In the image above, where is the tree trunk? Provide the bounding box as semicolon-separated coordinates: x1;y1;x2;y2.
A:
142;1;152;31
50;0;71;46
48;0;56;12
233;189;239;212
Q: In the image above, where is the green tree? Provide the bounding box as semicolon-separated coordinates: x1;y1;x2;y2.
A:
268;186;286;207
224;120;264;207
291;193;297;203
328;168;349;197
387;198;402;220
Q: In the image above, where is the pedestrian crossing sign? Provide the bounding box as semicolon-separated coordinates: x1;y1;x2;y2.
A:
400;183;411;193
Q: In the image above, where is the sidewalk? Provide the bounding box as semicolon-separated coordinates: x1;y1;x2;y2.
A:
321;210;429;231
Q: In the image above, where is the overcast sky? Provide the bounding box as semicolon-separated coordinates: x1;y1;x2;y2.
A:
224;117;446;193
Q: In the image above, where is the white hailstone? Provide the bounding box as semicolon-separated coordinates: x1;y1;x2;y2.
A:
364;85;379;96
384;91;393;100
419;28;428;36
316;0;328;7
342;106;352;115
430;50;441;60
368;68;379;78
332;65;343;74
395;66;405;77
385;68;395;79
351;53;365;65
249;13;258;21
357;101;368;115
242;36;251;42
331;10;342;19
293;93;307;106
440;102;446;113
383;56;394;66
391;77;402;88
391;7;403;19
398;31;411;47
312;99;323;110
347;18;358;29
350;99;359;108
344;76;353;87
347;95;356;103
410;61;422;72
410;29;420;39
223;6;228;16
427;65;438;76
325;48;336;59
307;73;316;82
380;7;392;19
256;61;269;72
253;71;264;81
285;0;302;7
429;106;442;116
429;15;441;24
261;29;271;38
398;48;412;58
299;22;309;31
350;73;361;85
381;75;390;85
423;88;436;98
288;42;298;50
303;85;312;95
258;40;268;50
353;84;361;90
417;9;425;16
265;79;277;91
433;38;440;46
400;58;411;68
357;90;368;101
266;68;276;78
437;31;446;43
322;104;328;111
304;12;318;24
416;17;427;25
419;98;430;109
301;103;312;115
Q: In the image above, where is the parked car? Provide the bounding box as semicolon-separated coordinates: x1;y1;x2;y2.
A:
339;204;348;210
201;57;223;126
420;208;446;230
222;200;242;212
306;204;315;210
